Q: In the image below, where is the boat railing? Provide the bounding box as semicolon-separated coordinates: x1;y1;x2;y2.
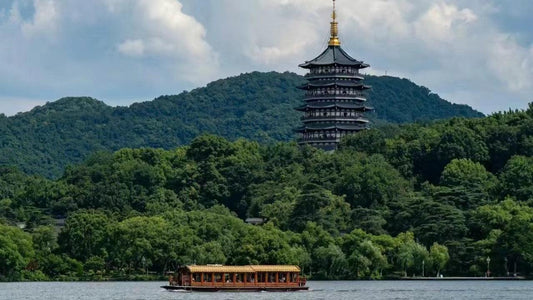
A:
189;280;301;287
298;277;307;287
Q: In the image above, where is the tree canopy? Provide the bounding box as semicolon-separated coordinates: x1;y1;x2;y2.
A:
0;72;482;178
2;95;533;282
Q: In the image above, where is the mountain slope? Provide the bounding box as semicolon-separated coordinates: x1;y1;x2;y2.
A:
0;71;483;177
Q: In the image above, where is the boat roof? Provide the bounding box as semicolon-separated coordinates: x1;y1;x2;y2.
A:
185;265;301;273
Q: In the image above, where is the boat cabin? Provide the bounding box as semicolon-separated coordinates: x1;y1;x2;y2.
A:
166;265;307;291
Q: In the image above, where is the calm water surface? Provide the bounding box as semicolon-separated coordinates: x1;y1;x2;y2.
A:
1;280;532;300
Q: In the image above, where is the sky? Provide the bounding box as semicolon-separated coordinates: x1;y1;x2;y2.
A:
0;0;532;116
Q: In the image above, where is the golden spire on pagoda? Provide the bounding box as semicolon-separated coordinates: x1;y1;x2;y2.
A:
328;0;341;46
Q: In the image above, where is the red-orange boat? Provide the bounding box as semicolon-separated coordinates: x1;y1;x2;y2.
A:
161;265;308;292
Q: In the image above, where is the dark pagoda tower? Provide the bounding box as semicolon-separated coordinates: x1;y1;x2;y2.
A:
296;0;372;151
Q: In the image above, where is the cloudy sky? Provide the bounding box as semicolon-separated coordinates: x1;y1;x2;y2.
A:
0;0;532;115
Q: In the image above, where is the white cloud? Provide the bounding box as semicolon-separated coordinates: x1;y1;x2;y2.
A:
488;34;533;92
117;39;145;57
20;0;60;37
0;0;219;107
414;3;477;43
107;0;219;81
342;0;413;39
7;2;21;24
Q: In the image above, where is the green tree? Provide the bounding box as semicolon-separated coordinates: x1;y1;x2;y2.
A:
429;242;449;276
58;210;111;262
289;184;350;234
336;154;409;209
312;244;347;279
390;194;467;245
338;129;386;155
470;199;533;275
499;156;533;201
347;240;387;279
427;125;489;182
0;224;35;280
107;216;174;273
441;158;496;190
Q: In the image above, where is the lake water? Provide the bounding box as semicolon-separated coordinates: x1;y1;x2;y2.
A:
1;280;532;300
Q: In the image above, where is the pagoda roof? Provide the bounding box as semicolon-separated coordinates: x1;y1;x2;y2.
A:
303;95;367;101
295;102;372;111
296;123;368;131
298;81;371;90
302;117;369;124
299;46;369;69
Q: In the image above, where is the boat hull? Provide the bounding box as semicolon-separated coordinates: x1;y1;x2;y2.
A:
161;285;309;292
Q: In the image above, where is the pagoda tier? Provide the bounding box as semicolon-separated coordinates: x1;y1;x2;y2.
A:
298;81;371;89
295;102;372;111
295;0;373;151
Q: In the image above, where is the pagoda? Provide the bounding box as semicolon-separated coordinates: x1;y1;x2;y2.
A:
296;0;372;151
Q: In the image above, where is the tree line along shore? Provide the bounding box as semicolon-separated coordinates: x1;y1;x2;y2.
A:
1;104;533;281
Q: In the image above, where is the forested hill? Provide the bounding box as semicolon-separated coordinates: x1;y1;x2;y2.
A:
364;75;483;123
1;106;533;281
0;71;482;177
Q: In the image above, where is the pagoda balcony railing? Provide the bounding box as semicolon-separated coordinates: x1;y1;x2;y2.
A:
299;130;366;140
305;71;364;79
301;115;365;122
304;91;365;98
298;132;364;143
298;137;340;143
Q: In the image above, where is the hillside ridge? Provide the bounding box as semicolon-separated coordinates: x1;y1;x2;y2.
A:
0;71;483;177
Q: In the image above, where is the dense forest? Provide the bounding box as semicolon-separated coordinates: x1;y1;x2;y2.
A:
0;72;482;178
1;104;532;281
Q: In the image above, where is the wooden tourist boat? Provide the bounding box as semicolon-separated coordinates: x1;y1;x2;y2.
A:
161;265;308;292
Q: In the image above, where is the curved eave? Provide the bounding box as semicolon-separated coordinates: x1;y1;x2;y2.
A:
298;83;371;90
295;103;371;110
302;118;370;124
303;95;368;102
296;124;369;132
299;46;369;68
299;62;368;69
305;74;364;80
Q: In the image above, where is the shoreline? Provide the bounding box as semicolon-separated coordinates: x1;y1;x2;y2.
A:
399;276;527;280
2;277;529;283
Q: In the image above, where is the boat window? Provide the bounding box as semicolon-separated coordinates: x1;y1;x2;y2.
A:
215;273;222;282
268;273;275;283
193;273;201;282
236;273;243;283
224;273;232;283
279;273;287;283
291;273;298;282
204;273;212;282
247;274;255;283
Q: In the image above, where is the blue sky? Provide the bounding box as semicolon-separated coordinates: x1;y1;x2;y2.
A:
0;0;532;115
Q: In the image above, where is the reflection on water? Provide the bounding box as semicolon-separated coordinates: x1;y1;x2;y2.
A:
1;280;532;300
